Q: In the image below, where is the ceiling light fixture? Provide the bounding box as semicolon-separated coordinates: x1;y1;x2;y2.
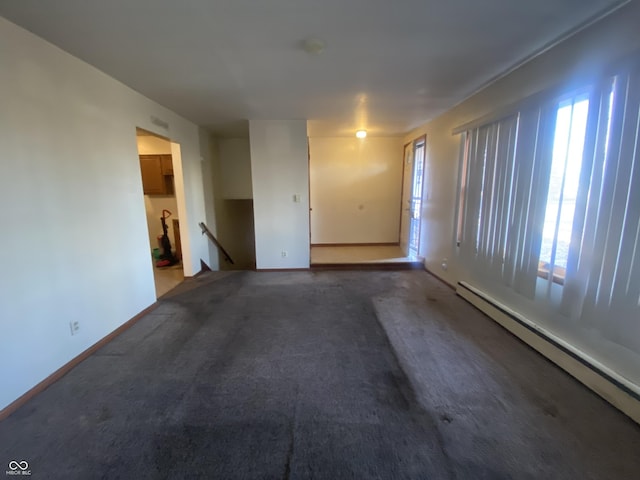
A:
356;130;367;139
302;38;325;56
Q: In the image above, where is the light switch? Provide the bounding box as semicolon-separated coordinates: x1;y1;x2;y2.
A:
293;194;301;203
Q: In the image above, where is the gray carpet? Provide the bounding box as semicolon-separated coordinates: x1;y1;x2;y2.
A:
1;270;639;479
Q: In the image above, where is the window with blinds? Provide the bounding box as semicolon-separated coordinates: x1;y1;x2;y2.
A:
456;58;640;355
539;92;590;285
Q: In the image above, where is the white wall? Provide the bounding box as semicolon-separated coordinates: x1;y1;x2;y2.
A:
0;17;215;411
219;138;253;199
309;137;403;244
210;137;257;269
404;3;640;397
199;128;221;269
249;120;309;269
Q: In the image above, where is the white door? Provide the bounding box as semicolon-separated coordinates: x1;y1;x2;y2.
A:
399;143;414;255
399;138;426;257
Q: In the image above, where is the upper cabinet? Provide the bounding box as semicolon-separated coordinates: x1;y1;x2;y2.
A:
140;154;174;195
160;155;173;175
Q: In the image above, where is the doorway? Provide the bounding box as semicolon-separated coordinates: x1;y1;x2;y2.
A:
136;128;184;298
400;136;426;257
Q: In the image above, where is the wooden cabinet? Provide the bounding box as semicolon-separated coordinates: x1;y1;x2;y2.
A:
140;154;174;195
161;155;173;175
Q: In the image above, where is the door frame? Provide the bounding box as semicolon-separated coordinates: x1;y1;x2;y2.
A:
135;127;187;297
399;135;427;257
398;142;413;254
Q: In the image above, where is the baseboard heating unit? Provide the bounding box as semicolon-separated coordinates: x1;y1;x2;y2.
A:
456;281;640;425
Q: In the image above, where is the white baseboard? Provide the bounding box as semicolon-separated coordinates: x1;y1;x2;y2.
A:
457;282;640;425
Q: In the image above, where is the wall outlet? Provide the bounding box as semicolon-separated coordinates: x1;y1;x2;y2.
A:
281;250;288;258
441;258;448;271
69;321;80;336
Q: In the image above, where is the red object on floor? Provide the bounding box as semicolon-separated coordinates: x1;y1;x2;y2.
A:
156;259;172;268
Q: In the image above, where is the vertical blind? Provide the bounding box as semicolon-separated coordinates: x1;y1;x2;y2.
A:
456;57;640;356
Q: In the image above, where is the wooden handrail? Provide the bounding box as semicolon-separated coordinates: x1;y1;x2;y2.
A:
199;222;235;265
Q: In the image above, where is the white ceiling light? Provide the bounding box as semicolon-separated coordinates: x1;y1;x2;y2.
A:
356;130;367;138
302;38;325;56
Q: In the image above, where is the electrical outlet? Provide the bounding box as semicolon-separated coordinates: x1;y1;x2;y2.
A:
69;321;80;336
281;250;288;258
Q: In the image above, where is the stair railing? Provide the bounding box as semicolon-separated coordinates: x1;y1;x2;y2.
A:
198;222;235;265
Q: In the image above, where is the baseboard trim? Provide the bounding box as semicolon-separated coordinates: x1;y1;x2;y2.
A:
423;265;456;290
456;281;640;425
255;268;310;272
311;262;423;271
310;242;400;247
0;302;159;421
196;259;212;276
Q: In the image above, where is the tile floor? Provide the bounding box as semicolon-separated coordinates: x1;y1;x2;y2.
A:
153;263;184;298
310;245;421;264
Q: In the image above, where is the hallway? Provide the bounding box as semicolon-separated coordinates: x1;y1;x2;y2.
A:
1;270;639;479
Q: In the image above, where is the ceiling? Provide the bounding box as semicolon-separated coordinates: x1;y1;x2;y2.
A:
0;0;628;137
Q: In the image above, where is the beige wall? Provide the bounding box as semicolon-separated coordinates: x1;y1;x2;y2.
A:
309;136;404;244
210;137;256;270
404;1;640;286
143;195;179;255
219;138;253;199
136;134;173;155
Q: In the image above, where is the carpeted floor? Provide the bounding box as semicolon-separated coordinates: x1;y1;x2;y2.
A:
1;270;639;479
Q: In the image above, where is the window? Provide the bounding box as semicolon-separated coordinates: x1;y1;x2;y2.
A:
409;139;426;255
455;61;640;335
538;94;590;284
456;133;470;246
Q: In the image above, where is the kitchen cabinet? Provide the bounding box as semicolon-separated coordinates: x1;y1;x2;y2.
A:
140;154;174;195
161;155;173;175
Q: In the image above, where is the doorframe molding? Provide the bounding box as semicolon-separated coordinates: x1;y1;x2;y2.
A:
398;141;413;248
411;135;427;256
399;135;427;256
